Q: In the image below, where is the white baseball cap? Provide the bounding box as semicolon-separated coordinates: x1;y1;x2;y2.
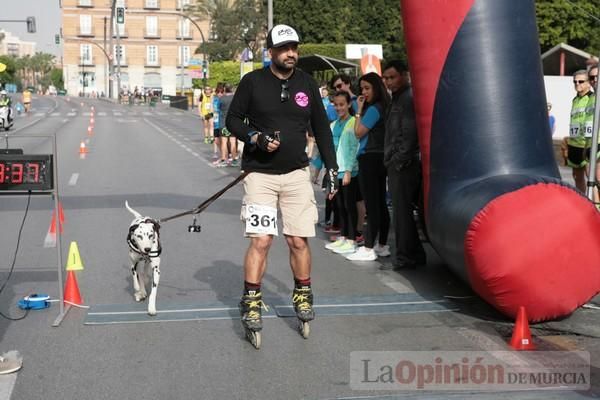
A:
267;24;300;48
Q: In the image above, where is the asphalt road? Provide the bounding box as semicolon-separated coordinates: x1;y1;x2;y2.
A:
0;95;598;400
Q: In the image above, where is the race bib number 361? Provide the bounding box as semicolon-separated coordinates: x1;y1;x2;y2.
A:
245;204;278;235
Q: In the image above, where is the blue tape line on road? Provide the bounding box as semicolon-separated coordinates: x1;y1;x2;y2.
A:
84;293;458;325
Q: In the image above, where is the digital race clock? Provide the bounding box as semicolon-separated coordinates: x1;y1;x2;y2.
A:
0;154;54;191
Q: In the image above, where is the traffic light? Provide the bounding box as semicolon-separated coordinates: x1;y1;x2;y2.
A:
26;17;36;33
116;7;125;24
202;60;208;76
55;34;60;44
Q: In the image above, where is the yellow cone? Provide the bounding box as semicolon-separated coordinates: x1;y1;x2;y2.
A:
66;241;84;271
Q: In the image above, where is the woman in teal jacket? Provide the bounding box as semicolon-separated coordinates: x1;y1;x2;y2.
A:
325;91;360;255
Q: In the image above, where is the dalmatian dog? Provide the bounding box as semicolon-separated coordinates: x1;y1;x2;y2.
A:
126;201;161;316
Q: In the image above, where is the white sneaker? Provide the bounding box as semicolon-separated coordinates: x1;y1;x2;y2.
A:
333;241;356;254
374;244;391;257
345;246;377;261
325;238;345;250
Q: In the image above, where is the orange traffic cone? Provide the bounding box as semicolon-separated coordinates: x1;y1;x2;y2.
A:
79;141;88;154
87;126;93;136
90;117;95;125
64;271;83;306
44;202;65;247
509;306;536;350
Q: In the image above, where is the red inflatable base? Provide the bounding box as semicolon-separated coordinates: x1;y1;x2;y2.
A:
465;183;600;322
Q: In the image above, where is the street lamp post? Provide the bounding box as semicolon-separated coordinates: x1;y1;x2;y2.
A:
179;4;185;95
108;0;115;99
168;11;208;88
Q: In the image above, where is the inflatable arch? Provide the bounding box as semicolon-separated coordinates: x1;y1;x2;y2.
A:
401;0;600;322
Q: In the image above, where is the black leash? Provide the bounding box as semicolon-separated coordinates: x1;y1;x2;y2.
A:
159;171;250;224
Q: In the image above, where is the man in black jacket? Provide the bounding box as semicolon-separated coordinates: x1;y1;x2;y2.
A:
226;24;338;338
381;60;426;270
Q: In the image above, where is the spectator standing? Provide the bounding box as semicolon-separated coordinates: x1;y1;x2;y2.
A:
331;73;366;243
218;84;239;167
325;91;360;255
200;86;215;145
547;103;556;136
211;84;224;164
381;60;426;270
22;88;32;113
226;24;338;337
321;86;337;122
566;70;595;193
588;65;599;207
346;72;391;261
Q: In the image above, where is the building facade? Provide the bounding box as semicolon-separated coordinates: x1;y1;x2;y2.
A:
61;0;208;96
0;30;36;58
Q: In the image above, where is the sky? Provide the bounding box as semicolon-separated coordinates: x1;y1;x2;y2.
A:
1;0;62;58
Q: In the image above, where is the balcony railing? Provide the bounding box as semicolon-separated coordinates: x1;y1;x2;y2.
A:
79;59;95;66
176;31;193;40
114;57;128;67
112;29;129;38
144;29;161;39
78;0;94;7
145;58;161;67
176;0;190;10
144;0;160;9
77;28;95;37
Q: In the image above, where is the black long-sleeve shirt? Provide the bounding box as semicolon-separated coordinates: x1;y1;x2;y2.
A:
384;86;420;169
226;67;337;174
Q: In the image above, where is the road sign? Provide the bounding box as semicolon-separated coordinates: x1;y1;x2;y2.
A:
55;34;60;44
187;59;201;70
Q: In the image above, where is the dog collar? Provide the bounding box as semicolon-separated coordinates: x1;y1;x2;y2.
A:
127;235;162;258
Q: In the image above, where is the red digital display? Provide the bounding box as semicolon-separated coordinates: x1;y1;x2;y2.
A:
0;154;53;191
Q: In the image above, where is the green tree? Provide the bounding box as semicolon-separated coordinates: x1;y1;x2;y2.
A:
189;0;266;61
272;0;405;61
188;0;239;60
536;0;600;54
0;56;18;87
49;68;64;90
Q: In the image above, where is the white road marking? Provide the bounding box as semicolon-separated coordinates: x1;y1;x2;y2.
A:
62;118;69;123
377;272;416;293
68;173;79;186
143;118;226;173
34;112;44;117
51;112;60;117
67;112;76;116
142;111;152;116
98;112;107;116
114;112;122;116
0;374;18;400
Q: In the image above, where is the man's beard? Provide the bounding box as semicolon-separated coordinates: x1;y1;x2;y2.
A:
272;56;297;73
